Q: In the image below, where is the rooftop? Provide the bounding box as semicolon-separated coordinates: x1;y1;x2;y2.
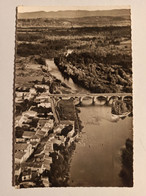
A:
30;135;40;140
15;143;29;151
15;151;26;159
22;131;35;138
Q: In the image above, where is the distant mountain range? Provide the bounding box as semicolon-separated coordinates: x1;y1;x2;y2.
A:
18;9;130;19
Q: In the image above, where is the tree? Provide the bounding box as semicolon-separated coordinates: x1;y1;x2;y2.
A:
42;77;46;84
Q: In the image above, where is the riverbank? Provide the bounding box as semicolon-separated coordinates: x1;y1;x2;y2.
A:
48;98;83;186
120;138;133;187
54;52;132;93
15;56;77;94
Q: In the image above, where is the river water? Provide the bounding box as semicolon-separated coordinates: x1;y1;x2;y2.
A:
46;59;89;93
69;105;133;187
46;58;133;187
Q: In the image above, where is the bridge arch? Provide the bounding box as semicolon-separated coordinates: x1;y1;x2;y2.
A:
74;97;81;105
81;96;93;105
123;95;132;102
94;96;107;105
107;95;121;105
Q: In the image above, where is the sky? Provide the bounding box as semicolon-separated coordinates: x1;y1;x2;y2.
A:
18;6;130;13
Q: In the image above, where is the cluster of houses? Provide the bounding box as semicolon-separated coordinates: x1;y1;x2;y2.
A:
14;85;76;188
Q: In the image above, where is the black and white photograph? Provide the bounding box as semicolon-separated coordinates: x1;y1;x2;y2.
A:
13;5;133;188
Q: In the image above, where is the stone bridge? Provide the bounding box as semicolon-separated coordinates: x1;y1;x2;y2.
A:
49;93;132;106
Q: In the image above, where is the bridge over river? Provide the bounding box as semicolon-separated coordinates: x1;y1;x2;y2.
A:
49;93;132;105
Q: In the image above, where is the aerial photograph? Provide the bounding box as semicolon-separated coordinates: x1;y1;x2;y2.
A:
13;6;133;188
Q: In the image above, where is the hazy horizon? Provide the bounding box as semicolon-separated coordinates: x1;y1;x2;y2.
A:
18;6;130;13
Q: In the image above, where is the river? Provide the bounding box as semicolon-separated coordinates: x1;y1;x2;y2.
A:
45;59;89;93
46;58;133;187
69;105;133;187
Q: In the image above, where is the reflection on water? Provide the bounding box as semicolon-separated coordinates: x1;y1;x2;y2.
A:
69;105;133;187
46;59;89;93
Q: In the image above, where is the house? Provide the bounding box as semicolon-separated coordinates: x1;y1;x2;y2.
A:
41;176;50;187
38;119;47;128
15;143;33;161
34;93;50;103
67;128;75;138
34;84;49;90
16;138;26;143
44;119;54;129
29;162;45;174
22;131;35;140
41;126;49;134
35;133;44;140
43;160;51;171
44;142;54;154
21;169;32;181
15;97;23;104
38;102;51;108
15;151;27;164
44;155;53;164
30;141;39;149
30;135;40;143
15;92;24;103
22;111;37;118
58;135;66;144
51;138;62;146
53;124;64;134
15;164;21;177
16;92;24;98
18;116;28;127
29;88;36;95
35;153;45;162
48;133;55;141
36;130;47;137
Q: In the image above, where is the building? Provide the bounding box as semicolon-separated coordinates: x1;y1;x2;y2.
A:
15;151;27;164
29;88;37;95
30;135;40;143
41;176;50;187
16;138;26;143
44;155;53;164
30;141;39;149
53;124;65;134
15;143;33;161
44;142;54;154
38;102;51;108
28;162;45;174
22;131;35;140
14;164;22;187
44;119;54;129
58;135;66;145
36;129;47;138
22;111;37;118
43;160;51;171
21;169;32;181
51;138;62;146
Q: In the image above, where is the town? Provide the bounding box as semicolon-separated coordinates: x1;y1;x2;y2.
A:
14;83;80;188
14;7;133;188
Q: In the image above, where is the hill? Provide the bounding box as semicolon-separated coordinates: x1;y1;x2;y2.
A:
18;9;130;19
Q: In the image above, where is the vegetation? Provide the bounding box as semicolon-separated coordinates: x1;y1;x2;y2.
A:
111;99;132;115
54;50;132;93
49;142;76;187
120;138;133;187
56;99;76;121
16;17;132;94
